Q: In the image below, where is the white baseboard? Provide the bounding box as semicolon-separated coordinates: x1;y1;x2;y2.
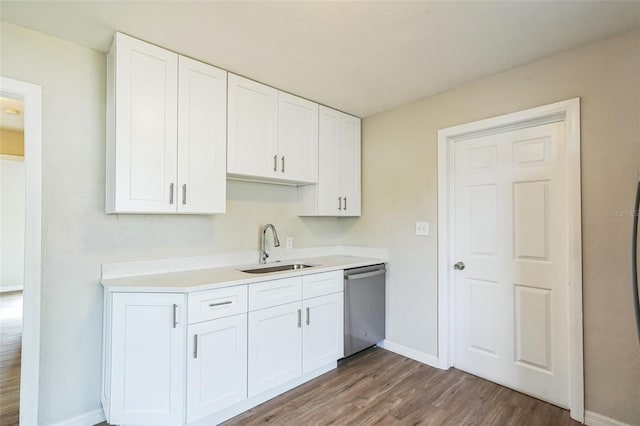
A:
584;411;633;426
48;408;105;426
378;339;441;369
0;285;23;293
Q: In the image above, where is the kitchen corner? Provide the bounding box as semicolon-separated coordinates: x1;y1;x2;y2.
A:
99;245;387;425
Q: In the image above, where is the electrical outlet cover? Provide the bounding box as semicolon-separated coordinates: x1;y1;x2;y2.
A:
416;221;430;236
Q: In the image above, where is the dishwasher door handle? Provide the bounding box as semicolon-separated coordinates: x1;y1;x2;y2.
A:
345;269;386;280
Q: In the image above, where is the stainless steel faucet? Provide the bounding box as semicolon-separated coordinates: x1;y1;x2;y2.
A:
259;224;281;264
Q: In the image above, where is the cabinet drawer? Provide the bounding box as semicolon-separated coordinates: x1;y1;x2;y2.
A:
188;285;247;324
303;270;344;299
249;277;302;311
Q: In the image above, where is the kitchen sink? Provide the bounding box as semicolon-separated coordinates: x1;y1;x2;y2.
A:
240;263;315;274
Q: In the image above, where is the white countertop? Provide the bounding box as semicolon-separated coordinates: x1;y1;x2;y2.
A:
101;255;385;293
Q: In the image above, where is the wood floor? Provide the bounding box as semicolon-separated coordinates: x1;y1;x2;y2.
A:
0;291;22;426
222;347;579;426
98;347;578;425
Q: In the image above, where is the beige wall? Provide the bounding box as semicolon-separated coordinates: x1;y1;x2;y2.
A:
2;17;639;425
0;128;24;156
0;22;344;424
343;29;640;423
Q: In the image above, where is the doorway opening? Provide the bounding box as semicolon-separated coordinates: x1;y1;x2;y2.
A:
0;95;25;425
0;76;42;426
437;98;583;421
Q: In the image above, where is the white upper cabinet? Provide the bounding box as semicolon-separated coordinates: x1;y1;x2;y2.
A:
107;32;178;213
278;92;318;183
106;32;227;214
227;74;279;180
298;106;361;216
177;56;227;214
338;113;361;216
227;73;318;185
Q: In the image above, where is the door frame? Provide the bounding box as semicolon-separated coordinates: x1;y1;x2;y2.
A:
436;98;583;421
1;76;42;425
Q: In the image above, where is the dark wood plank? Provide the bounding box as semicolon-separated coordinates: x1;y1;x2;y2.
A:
97;346;579;426
223;347;579;426
0;291;22;426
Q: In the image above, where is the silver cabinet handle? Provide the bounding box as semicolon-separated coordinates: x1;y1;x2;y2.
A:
454;261;465;270
306;307;310;325
338;197;342;211
273;154;277;172
343;197;347;211
297;309;302;328
209;301;232;307
172;303;178;328
281;156;285;173
345;269;386;280
193;334;198;359
182;184;187;205
169;183;174;205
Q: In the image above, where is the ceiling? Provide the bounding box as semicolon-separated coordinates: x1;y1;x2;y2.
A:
1;1;639;117
0;97;24;131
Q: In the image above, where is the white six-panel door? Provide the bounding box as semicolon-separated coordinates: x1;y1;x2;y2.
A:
453;122;569;408
186;314;247;423
177;56;227;214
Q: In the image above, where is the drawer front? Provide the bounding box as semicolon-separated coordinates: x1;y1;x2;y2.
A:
188;285;248;324
303;270;344;299
249;277;302;311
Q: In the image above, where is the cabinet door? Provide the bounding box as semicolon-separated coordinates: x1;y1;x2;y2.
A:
113;33;178;213
227;74;278;179
316;106;341;215
177;56;227;214
302;293;344;374
248;302;302;396
186;314;247;423
110;293;185;425
278;92;318;183
339;113;361;216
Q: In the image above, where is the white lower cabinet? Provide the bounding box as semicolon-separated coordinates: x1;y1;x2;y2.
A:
187;314;248;423
248;301;303;396
105;293;186;426
103;270;345;425
248;272;344;396
303;293;344;373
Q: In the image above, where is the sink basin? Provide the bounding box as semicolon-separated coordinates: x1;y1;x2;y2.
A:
240;263;315;274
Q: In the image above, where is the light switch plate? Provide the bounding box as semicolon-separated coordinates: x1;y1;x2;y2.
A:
416;221;430;236
286;237;293;249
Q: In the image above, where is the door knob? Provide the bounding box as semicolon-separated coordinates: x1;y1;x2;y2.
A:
454;261;465;270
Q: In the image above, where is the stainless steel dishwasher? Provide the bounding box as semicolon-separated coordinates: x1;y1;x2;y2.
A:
343;264;386;357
